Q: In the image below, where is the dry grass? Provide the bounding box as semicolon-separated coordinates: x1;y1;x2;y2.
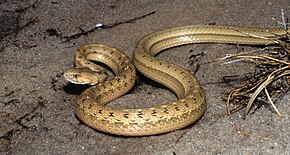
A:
209;9;290;135
217;43;290;135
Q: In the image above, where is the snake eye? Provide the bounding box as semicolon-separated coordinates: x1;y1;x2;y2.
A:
73;74;79;78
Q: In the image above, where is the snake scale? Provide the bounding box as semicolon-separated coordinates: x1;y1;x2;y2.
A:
64;25;289;136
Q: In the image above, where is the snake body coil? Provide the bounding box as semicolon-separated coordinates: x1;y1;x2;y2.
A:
64;25;289;136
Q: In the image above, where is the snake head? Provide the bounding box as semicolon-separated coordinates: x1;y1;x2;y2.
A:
64;67;107;85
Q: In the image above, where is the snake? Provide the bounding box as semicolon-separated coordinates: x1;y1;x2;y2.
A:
64;25;289;136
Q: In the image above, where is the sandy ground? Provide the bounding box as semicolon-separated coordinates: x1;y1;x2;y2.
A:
1;0;290;154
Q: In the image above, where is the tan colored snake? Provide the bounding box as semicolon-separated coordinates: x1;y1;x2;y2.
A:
64;25;289;136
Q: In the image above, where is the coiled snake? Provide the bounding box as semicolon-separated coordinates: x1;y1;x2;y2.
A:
64;25;289;136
